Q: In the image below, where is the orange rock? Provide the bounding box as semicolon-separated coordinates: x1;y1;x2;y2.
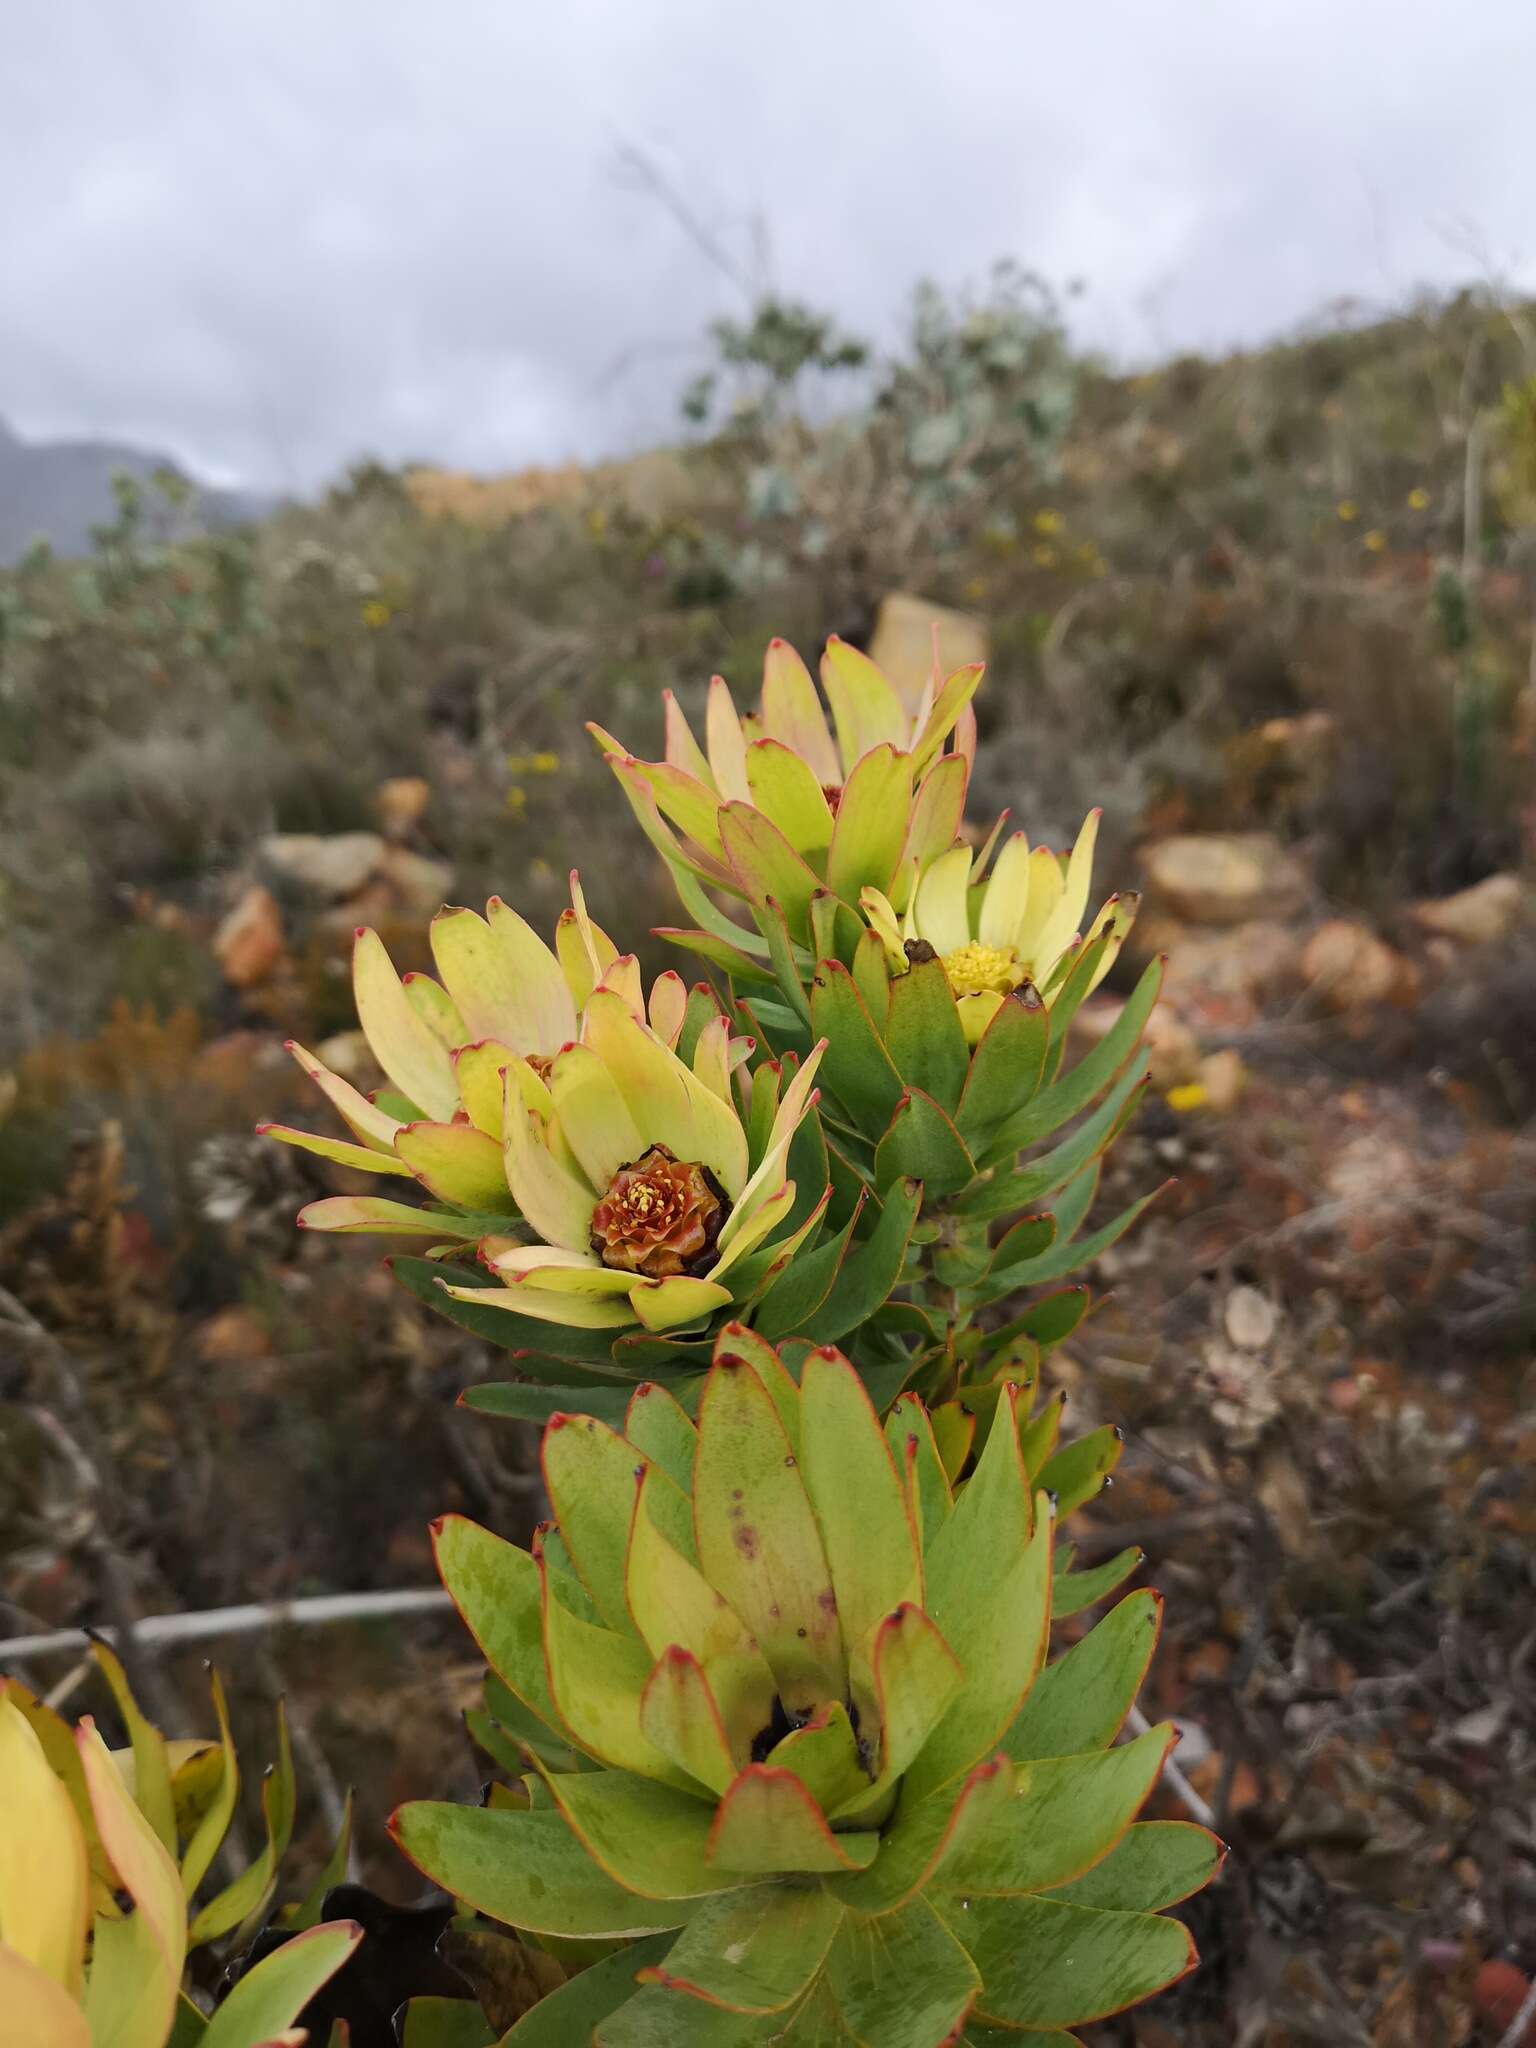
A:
195;1305;273;1363
376;775;432;840
213;885;285;989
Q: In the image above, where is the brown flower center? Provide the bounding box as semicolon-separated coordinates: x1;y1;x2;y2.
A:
590;1145;725;1279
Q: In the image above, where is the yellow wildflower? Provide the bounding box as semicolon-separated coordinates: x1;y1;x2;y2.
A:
1033;508;1063;535
1407;487;1429;511
1336;501;1358;523
1362;529;1387;553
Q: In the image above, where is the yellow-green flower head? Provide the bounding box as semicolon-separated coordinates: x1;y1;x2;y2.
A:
262;872;727;1238
862;813;1138;1044
436;997;827;1335
395;1336;1210;2042
589;638;984;930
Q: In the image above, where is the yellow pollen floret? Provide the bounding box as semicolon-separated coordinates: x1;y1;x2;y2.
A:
941;941;1025;1000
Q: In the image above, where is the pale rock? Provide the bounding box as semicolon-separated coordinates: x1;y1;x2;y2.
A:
1302;918;1418;1013
377;845;454;920
1410;873;1526;946
1224;1285;1279;1352
1141;833;1307;926
316;1029;372;1081
1132;915;1302;1016
1196;1049;1248;1113
260;831;385;899
866;592;988;713
213;884;284;988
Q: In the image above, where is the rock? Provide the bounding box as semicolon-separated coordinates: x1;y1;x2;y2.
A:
1141;833;1307;926
1411;872;1526;945
213;884;284;988
1129;914;1303;1026
376;775;432;841
866;592;989;714
315;1029;373;1081
260;830;385;899
1302;918;1419;1013
377;846;454;921
1196;1049;1248;1112
1224;1285;1278;1351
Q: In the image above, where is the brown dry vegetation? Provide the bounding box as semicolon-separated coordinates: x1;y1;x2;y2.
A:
1;282;1533;2045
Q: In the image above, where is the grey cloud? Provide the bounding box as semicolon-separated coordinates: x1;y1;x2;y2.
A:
3;0;1534;491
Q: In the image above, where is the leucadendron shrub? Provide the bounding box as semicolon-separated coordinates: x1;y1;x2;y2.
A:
251;627;1213;2042
392;1333;1220;2045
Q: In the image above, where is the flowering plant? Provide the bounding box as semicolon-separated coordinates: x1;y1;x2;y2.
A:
242;630;1210;2044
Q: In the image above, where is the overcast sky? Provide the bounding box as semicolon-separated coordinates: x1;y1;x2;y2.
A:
5;0;1535;492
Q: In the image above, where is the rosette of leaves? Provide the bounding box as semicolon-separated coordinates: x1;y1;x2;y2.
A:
392;1334;1220;2045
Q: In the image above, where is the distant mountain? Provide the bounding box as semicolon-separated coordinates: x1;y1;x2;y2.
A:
0;414;278;563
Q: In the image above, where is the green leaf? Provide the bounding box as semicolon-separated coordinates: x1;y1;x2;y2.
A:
1035;1424;1123;1517
694;1360;845;1714
1006;1591;1161;1762
985;1211;1056;1275
720;804;821;943
883;951;969;1114
1043;1819;1224;1912
884;1394;953;1551
941;1723;1174;1898
391;1798;701;1933
179;1667;239;1900
657;927;779;986
954;986;1050;1150
202;1920;363;2048
91;1638;175;1852
545;1412;692;1632
801;1176;921;1345
873;1089;976;1198
639;1883;843;2014
799;1347;921;1666
400;1996;497;2047
623;1382;699;1490
188;1700;295;1945
539;1770;730;1901
753;1199;863;1341
984;1183;1166;1299
500;1936;673;2043
764;1703;865;1815
905;1501;1053;1802
709;1769;876;1875
1051;1547;1144;1620
167;1995;207;2047
982;957;1163;1164
984;1287;1091;1360
955;1055;1149;1223
434;1515;567;1738
826;1754;1012;1915
824;1895;979;2047
809;963;905;1137
594;1980;791;2046
462;1380;639;1426
392;1258;637;1367
948;1894;1196;2029
758;898;813;1028
283;1789;353;1930
826;743;912;902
